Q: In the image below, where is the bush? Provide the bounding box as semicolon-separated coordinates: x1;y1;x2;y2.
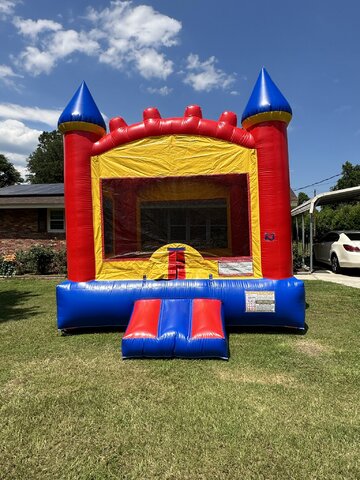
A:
0;254;16;277
292;244;303;272
292;243;310;272
52;249;67;275
14;250;34;275
14;245;67;275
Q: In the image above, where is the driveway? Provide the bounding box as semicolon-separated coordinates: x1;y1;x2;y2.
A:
295;269;360;289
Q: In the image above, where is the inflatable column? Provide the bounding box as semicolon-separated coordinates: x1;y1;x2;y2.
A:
242;68;293;279
58;82;106;282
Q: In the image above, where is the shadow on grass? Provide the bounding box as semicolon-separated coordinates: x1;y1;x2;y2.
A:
227;323;308;335
61;324;309;337
60;326;125;336
0;289;41;323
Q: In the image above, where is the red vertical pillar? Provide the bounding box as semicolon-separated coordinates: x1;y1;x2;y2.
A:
249;121;292;279
64;130;102;281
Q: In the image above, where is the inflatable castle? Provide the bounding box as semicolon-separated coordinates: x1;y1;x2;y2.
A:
56;68;305;359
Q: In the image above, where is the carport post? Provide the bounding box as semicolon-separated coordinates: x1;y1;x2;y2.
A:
309;212;314;272
301;214;305;267
295;216;299;240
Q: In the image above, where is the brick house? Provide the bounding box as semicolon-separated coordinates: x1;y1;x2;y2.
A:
0;183;65;255
0;183;297;256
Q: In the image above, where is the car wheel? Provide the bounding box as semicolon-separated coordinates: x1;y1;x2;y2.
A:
331;254;341;274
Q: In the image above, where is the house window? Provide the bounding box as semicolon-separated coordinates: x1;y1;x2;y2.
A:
47;209;65;232
141;200;228;252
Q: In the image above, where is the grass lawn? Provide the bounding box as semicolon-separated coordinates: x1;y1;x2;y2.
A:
0;279;359;480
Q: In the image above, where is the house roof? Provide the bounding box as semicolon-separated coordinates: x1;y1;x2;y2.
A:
0;183;64;197
290;188;297;206
0;184;64;208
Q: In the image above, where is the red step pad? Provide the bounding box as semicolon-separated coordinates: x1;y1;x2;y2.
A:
122;299;161;339
191;299;225;339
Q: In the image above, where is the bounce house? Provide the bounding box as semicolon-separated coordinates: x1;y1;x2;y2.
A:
56;67;305;359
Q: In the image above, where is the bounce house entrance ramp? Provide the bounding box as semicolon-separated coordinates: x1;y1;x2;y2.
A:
122;298;228;359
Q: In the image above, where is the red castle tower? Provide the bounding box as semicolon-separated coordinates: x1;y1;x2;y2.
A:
241;67;293;279
58;82;106;282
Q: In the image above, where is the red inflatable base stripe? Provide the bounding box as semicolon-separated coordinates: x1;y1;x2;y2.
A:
191;299;225;339
123;299;161;339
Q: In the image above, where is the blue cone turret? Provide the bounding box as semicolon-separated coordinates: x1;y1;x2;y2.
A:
58;81;106;135
241;68;292;129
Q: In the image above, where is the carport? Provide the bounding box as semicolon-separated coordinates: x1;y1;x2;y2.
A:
291;185;360;272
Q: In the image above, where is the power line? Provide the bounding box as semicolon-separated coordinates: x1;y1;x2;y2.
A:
294;173;342;192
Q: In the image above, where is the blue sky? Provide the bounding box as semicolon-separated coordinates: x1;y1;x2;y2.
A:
0;0;359;195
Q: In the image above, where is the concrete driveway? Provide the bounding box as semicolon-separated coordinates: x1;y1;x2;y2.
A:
295;269;360;289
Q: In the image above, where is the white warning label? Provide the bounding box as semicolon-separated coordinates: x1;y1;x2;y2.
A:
218;261;253;276
245;291;275;313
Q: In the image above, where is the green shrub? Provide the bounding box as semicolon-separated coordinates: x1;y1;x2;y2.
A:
292;243;310;272
30;245;55;274
15;245;67;275
292;244;303;272
15;250;34;275
0;254;16;277
52;249;67;275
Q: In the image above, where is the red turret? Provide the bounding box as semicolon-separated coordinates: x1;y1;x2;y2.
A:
58;82;106;282
242;68;293;279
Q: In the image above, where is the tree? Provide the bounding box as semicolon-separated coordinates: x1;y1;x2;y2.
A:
314;161;360;235
297;191;310;206
332;161;360;191
0;154;23;187
27;130;64;184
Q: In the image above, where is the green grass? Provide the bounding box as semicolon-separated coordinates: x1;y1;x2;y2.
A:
0;279;359;480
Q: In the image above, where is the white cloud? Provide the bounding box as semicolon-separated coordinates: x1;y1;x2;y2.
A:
0;64;22;88
0;119;41;154
52;29;99;57
13;17;62;39
2;151;28;176
0;103;60;127
85;1;181;79
9;1;236;94
14;19;100;75
184;54;235;92
0;102;60;176
0;0;20;16
18;46;55;75
147;86;173;96
135;49;173;80
87;2;181;48
12;2;180;78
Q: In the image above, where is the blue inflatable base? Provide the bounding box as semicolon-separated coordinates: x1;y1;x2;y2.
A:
57;277;305;331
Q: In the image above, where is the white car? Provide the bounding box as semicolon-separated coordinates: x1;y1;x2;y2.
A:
313;231;360;273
